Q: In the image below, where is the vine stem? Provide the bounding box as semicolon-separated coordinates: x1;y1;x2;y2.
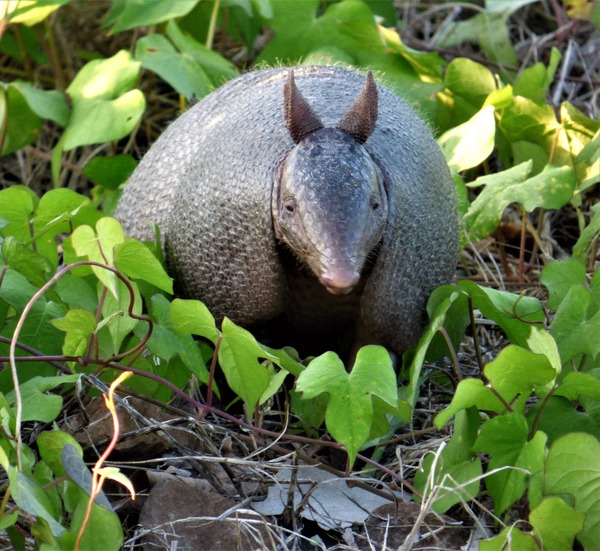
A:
76;371;133;550
9;260;151;471
206;0;221;49
206;333;224;412
5;335;421;495
440;326;463;383
467;296;485;375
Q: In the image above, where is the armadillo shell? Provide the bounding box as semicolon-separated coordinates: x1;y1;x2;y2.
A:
116;66;460;354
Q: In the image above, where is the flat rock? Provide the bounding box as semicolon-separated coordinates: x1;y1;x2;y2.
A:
356;502;470;550
138;475;276;550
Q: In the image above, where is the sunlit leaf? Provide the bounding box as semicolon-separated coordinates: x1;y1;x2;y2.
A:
439;105;496;172
114;240;173;293
296;346;396;466
103;0;201;33
544;433;600;550
530;497;585;551
465;162;575;239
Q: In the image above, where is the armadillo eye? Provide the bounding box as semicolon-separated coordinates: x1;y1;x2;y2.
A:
283;198;296;214
372;201;380;211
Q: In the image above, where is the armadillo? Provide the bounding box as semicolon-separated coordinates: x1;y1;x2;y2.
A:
115;65;459;358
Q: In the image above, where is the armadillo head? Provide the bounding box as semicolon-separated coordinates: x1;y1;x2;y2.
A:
273;71;388;295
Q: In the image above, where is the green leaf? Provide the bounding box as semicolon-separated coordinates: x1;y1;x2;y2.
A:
549;284;600;364
139;295;209;382
465;162;575;239
573;202;600;263
555;371;600;402
83;155;137;190
0;83;43;154
485;0;541;12
527;327;562;376
509;139;550;175
530;497;585;551
2;239;53;289
414;408;482;513
70;217;125;297
12;82;69;126
527;395;600;445
484;85;514;110
544;432;600;550
63;89;145;150
541;258;588;310
63;50;144;150
458;280;545;346
6;375;79;423
290;389;328;428
437;11;518;68
474;413;547;515
424;284;470;361
262;345;305;378
67;496;123;551
32;188;100;267
500;96;575;165
484;345;556;410
258;0;386;70
479;526;538;551
399;290;463;420
169;298;220;345
0;291;66;380
68;50;140;99
103;0;201;33
296;346;396;466
513;47;562;102
0;511;18;531
114;240;173;293
592;0;600;27
8;469;65;537
444;58;497;107
437;378;510;431
0;185;39;243
100;278;142;356
55;273;98;312
576;129;600;165
439;105;496;172
51;308;97;357
61;444;113;511
165;20;239;85
219;318;272;410
6;0;70;26
561;102;600;156
37;432;83;478
259;362;290;406
136;33;213;99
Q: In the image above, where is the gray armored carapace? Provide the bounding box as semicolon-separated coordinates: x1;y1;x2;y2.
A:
115;66;460;359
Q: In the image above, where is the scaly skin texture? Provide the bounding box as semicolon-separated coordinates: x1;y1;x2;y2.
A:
115;65;460;358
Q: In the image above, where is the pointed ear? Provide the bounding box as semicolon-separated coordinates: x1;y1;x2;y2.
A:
337;71;378;144
284;71;324;144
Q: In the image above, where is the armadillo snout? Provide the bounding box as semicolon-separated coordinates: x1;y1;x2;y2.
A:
320;269;360;295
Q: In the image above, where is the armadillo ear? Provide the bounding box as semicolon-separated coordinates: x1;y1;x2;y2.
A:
284;71;324;144
337;71;378;144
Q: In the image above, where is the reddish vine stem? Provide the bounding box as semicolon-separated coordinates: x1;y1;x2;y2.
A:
5;336;420;496
518;207;528;283
206;333;224;412
6;263;420;495
529;384;558;440
9;260;152;471
439;327;463;382
467;296;485;375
